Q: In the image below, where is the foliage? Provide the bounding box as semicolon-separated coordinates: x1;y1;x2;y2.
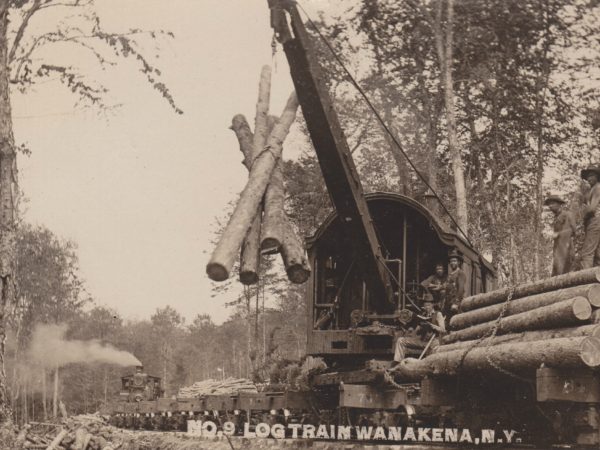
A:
289;0;600;282
7;0;182;112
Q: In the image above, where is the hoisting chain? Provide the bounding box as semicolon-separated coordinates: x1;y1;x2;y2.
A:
382;367;405;389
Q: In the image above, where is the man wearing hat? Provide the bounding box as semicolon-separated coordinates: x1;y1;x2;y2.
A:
544;194;575;275
446;249;466;318
393;293;445;363
421;262;447;307
581;166;600;268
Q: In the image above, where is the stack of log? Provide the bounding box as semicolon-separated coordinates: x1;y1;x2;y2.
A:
177;377;257;398
206;65;310;285
394;268;600;381
16;414;124;450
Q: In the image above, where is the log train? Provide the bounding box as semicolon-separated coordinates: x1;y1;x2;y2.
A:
107;1;600;446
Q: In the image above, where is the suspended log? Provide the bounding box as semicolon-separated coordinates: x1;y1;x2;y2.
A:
207;93;299;281
268;111;310;282
231;114;261;284
230;115;254;168
460;268;600;312
239;216;261;284
232;115;284;283
281;216;310;283
434;324;600;354
394;336;600;381
252;65;272;162
241;67;271;283
231;112;308;283
443;297;592;344
261;159;285;251
225;68;272;284
261;115;285;253
451;284;600;330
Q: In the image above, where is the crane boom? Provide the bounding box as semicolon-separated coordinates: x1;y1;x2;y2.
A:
269;0;394;312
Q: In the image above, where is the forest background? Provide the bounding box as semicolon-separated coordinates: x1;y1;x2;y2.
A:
1;0;600;426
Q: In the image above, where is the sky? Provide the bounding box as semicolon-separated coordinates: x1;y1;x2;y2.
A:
11;0;335;324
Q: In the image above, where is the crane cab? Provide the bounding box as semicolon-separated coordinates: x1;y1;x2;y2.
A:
305;193;495;365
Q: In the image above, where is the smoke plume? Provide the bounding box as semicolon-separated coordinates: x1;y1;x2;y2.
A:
28;323;141;368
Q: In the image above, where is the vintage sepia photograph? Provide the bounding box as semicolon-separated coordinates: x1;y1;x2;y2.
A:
1;0;600;448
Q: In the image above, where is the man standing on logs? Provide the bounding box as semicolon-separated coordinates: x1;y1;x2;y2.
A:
393;294;445;363
421;263;447;307
446;249;466;318
581;166;600;269
544;194;576;275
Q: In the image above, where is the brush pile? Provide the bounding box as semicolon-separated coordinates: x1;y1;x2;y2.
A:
206;65;310;286
394;268;600;380
177;377;257;398
14;414;131;450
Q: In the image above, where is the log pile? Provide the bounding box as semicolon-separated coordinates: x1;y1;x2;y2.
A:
393;268;600;381
206;65;310;285
15;414;126;450
177;377;257;398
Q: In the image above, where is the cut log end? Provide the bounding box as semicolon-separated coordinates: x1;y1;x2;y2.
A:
261;237;281;253
573;296;592;320
588;285;600;307
240;271;259;285
287;265;311;284
581;336;600;367
206;263;229;282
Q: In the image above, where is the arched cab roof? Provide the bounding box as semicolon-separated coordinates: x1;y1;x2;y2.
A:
306;191;495;275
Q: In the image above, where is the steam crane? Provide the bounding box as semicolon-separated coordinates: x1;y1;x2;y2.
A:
268;0;495;369
269;0;395;315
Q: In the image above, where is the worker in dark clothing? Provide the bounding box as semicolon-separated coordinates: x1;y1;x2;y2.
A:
446;249;466;318
393;293;445;363
420;263;447;307
581;166;600;269
544;195;576;275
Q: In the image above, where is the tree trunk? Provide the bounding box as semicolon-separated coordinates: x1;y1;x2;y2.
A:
245;289;254;378
42;367;47;421
162;348;168;396
52;366;58;419
434;0;468;234
207;92;298;281
103;367;108;405
435;323;600;354
395;336;600;381
460;268;600;312
451;284;600;330
443;297;591;344
533;3;552;281
0;1;18;422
